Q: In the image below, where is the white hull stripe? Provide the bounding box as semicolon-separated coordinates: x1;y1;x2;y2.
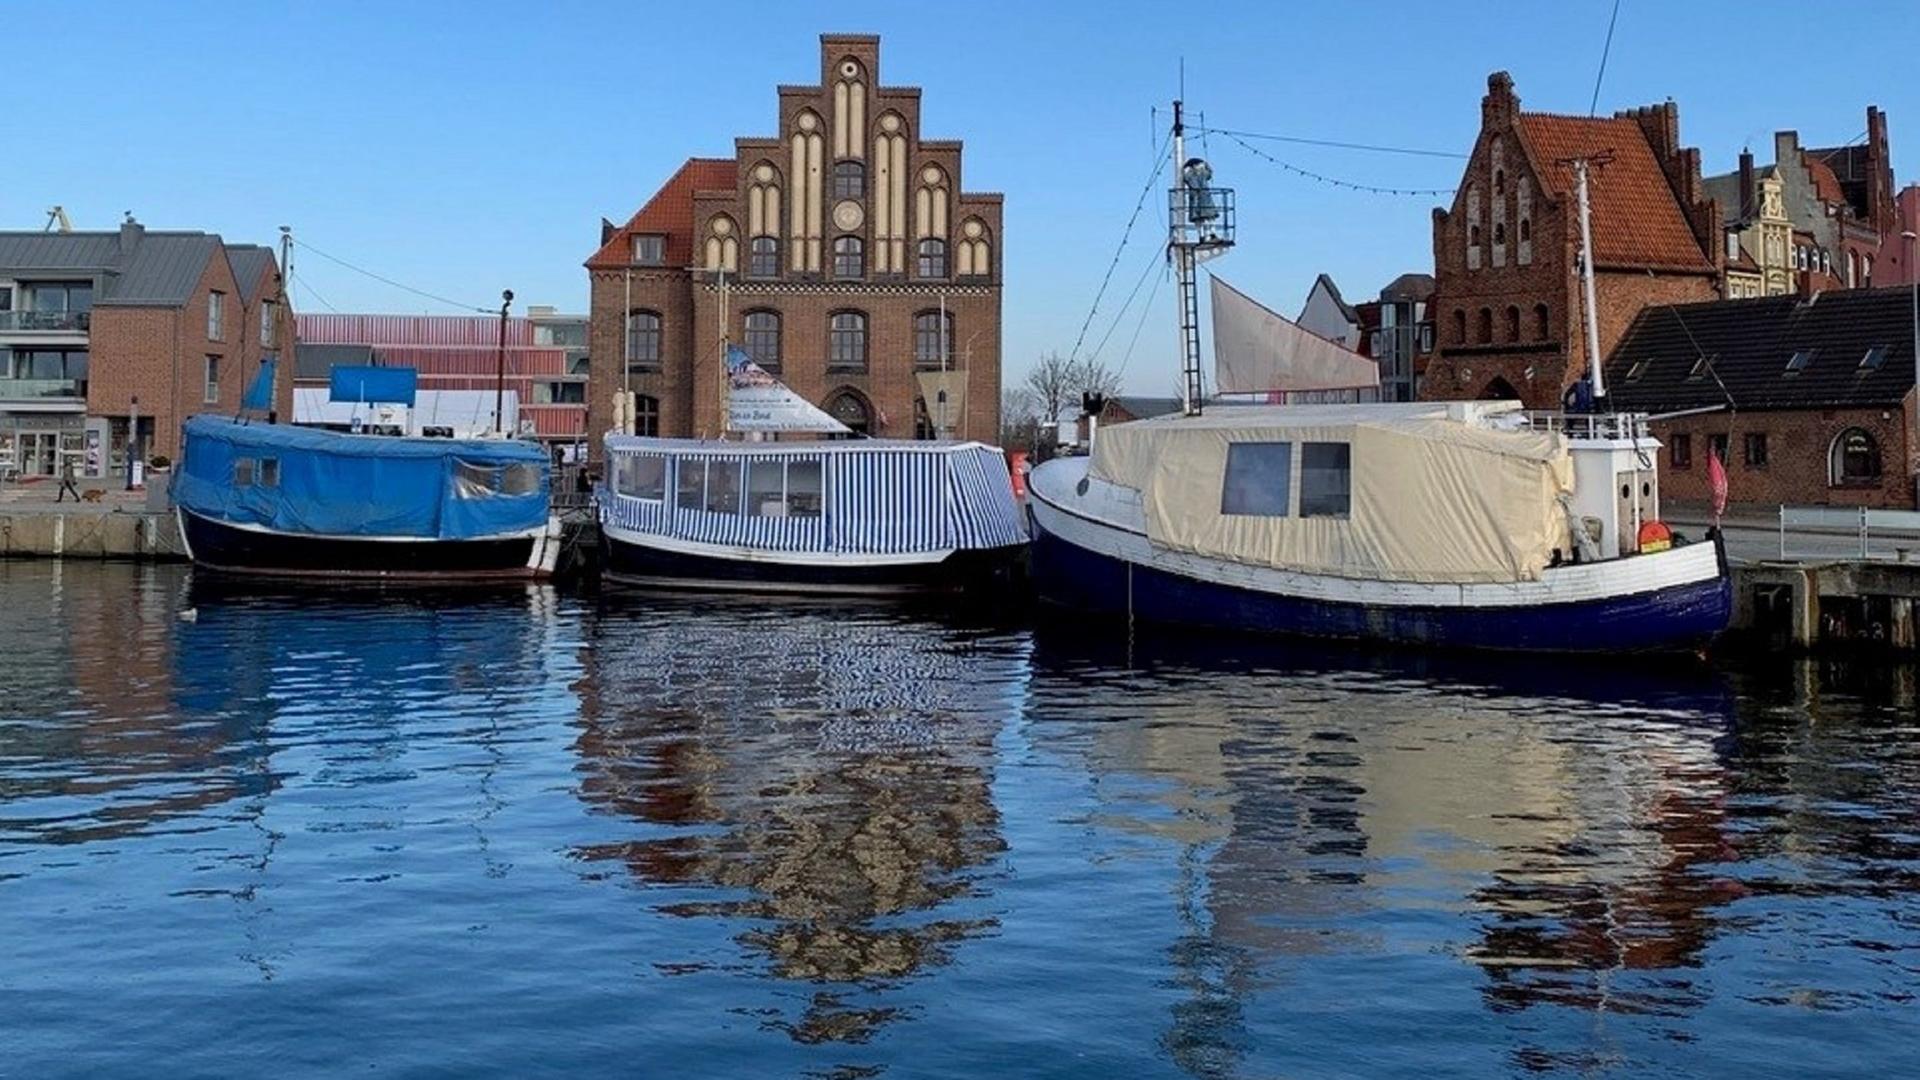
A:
1029;486;1723;610
602;519;953;568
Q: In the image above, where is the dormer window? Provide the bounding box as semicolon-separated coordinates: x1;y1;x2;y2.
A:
632;234;665;266
1784;350;1813;375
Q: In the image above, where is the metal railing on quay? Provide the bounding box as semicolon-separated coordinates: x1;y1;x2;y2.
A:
1778;504;1920;560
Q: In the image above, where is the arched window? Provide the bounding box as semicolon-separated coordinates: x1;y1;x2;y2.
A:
1848;251;1859;287
1452;309;1466;343
1864;255;1875;286
832;160;865;201
743;310;781;371
1477;308;1493;345
1519;218;1531;242
832;235;864;279
956;218;992;278
914;310;954;369
917;238;948;278
748;236;778;278
1830;428;1882;486
1533;303;1550;340
1470;224;1482;246
1495;169;1506;195
625;310;661;370
1494;222;1507;245
825;388;872;436
827;310;867;371
634;394;659;438
1505;305;1520;341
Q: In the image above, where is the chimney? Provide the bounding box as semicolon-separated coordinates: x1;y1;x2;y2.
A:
1482;71;1518;129
118;216;144;255
1738;149;1755;220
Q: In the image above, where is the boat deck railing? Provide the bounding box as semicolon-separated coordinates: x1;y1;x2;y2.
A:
1522;411;1650;441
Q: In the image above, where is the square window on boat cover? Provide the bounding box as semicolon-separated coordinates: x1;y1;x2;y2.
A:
1300;442;1351;519
676;460;706;510
258;458;279;488
453;461;501;499
501;463;540;497
747;459;786;517
786;459;823;518
233;459;255;487
618;455;666;500
1221;442;1292;516
704;460;742;515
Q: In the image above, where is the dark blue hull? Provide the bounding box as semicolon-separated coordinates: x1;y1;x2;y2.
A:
1030;517;1732;654
181;509;546;581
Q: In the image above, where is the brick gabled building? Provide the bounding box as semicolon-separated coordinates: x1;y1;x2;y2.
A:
1605;288;1918;509
1422;73;1723;410
585;34;1003;454
1;220;293;480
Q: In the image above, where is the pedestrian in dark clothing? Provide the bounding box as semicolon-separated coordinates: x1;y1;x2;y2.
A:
56;458;81;503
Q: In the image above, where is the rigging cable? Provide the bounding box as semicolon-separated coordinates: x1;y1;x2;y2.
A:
291;271;338;314
1216;130;1455;197
1589;0;1622;116
1067;127;1173;364
1088;244;1167;364
1115;258;1169;381
292;237;493;314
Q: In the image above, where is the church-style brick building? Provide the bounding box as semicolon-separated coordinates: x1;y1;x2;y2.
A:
1422;72;1724;410
584;34;1003;452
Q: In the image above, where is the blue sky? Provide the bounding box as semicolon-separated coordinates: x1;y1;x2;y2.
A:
9;1;1915;393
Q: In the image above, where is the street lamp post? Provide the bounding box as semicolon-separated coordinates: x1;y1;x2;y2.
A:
495;289;514;436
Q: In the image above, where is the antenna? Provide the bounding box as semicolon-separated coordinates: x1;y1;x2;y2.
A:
1557;151;1615;402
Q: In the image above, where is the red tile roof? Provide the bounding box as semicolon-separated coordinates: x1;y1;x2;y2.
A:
586;158;737;270
1804;157;1847;208
1514;113;1712;272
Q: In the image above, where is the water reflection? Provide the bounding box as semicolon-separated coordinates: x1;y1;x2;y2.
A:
0;562;277;848
572;595;1025;1044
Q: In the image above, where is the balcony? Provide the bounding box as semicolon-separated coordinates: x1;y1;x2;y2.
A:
0;311;90;333
0;378;86;401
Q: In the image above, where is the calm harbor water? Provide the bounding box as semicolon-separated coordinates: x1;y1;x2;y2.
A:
1;561;1916;1079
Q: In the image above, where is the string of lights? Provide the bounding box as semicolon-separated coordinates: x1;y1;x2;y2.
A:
1191;125;1467;160
1216;130;1457;198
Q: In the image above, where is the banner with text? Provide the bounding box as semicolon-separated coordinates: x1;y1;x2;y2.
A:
725;346;850;434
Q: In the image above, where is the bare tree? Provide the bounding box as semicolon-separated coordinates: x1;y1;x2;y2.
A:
1025;351;1078;423
1000;388;1042;451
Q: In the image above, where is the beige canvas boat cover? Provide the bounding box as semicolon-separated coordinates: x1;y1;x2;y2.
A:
1088;403;1574;583
1212;276;1381;395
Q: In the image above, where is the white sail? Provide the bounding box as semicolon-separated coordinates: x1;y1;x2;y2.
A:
1212;276;1380;396
726;346;851;434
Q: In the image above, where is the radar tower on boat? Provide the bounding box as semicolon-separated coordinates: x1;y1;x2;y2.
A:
1168;101;1235;417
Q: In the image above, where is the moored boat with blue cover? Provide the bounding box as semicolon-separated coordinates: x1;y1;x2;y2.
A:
175;415;560;580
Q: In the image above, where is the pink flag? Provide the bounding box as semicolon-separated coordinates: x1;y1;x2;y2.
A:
1708;447;1729;523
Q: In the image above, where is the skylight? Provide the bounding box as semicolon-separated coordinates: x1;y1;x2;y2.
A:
1784;350;1813;375
1625;359;1650;382
1687;354;1716;381
1859;346;1887;371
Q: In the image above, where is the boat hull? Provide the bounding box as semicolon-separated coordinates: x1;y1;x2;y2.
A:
1029;503;1731;654
180;508;557;581
601;527;1021;595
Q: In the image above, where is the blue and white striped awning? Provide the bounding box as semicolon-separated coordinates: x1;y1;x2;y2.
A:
600;437;1026;556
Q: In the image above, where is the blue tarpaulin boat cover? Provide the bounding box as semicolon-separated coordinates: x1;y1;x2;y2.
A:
329;365;418;405
176;415;550;540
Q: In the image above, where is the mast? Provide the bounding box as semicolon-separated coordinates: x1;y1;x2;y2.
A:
1167;100;1233;416
1570;155;1610;401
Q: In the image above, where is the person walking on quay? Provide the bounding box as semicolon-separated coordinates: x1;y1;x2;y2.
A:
56;456;81;503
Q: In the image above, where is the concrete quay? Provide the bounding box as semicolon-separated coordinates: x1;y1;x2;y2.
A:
0;500;185;560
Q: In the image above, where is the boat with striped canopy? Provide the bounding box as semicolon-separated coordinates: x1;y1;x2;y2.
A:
598;436;1027;593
